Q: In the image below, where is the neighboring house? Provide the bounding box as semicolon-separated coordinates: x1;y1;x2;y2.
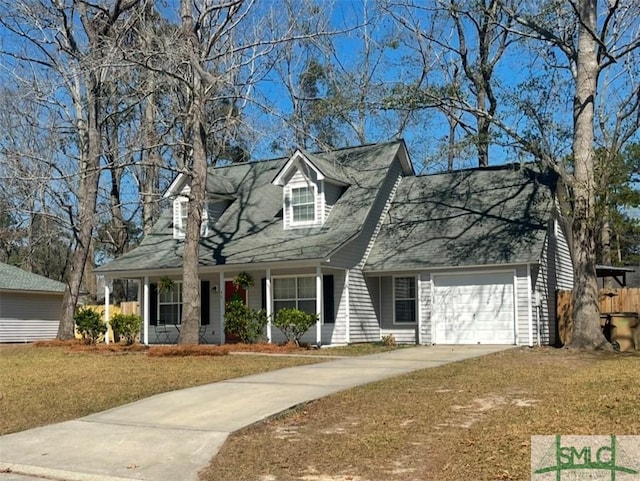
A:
0;262;66;343
95;140;574;346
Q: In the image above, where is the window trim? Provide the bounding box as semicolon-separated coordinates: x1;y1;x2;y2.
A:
288;183;317;227
158;281;182;325
392;275;418;325
271;274;319;320
173;196;209;239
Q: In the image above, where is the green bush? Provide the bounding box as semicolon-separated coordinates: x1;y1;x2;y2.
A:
273;308;317;346
74;307;107;344
224;299;268;343
110;313;141;345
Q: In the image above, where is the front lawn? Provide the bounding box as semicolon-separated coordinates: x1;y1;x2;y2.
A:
0;343;323;435
203;347;640;481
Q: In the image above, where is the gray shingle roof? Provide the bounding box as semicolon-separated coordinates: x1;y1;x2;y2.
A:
0;262;66;293
365;165;556;271
299;149;350;185
96;141;404;274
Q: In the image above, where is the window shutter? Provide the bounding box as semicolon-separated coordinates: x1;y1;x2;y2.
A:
201;281;210;325
323;275;335;323
150;283;158;326
261;278;267;310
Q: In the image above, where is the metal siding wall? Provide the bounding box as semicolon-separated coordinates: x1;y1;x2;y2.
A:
348;269;381;342
0;292;62;342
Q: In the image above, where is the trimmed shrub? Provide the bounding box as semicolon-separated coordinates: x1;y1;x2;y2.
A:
74;307;107;344
224;299;268;344
110;313;142;345
273;308;317;346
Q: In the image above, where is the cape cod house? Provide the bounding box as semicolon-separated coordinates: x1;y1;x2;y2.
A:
95;140;573;346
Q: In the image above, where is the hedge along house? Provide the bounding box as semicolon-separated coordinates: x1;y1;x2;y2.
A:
95;140;573;346
0;262;66;343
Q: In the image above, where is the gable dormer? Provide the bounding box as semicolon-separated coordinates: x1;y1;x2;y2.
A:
164;172;235;240
272;150;349;230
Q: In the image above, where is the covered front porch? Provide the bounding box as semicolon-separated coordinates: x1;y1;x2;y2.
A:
102;264;350;346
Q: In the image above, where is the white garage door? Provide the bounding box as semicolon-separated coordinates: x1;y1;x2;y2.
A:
433;271;515;344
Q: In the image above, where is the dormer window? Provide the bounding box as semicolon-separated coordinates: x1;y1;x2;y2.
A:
273;149;350;230
173;196;208;239
291;186;315;223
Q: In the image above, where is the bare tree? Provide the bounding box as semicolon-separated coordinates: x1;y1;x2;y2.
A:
383;0;516;168
502;0;640;348
0;0;143;338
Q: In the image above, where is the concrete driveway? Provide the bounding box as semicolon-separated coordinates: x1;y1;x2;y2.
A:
0;345;511;481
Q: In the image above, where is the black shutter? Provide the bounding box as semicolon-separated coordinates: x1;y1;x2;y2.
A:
323;275;335;323
150;283;158;326
261;278;267;310
201;281;210;325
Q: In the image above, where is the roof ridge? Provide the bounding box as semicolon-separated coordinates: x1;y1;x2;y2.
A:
418;162;535;177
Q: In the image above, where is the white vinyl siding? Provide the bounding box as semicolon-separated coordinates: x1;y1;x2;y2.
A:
0;292;62;343
348;269;380;342
419;272;432;344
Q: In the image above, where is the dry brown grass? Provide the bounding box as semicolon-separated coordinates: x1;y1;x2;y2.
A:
0;343;323;435
202;347;640;481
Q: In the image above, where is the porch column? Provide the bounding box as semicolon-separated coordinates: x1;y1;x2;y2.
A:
104;281;110;345
345;269;350;344
316;265;322;346
143;276;149;345
219;271;225;344
266;268;272;343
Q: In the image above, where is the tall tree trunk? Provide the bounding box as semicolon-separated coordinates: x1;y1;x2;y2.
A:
178;0;205;344
567;0;609;349
142;90;162;235
58;80;101;339
477;88;489;168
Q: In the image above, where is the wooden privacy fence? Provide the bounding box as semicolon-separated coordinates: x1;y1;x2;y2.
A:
557;288;640;345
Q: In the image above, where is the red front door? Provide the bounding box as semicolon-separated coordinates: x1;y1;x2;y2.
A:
224;281;247;343
225;280;247;304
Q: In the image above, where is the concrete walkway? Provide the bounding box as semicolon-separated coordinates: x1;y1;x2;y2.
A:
0;345;510;481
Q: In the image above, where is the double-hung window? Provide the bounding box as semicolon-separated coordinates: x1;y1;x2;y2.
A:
158;282;182;325
173;197;208;239
273;277;316;315
394;277;417;324
291;186;315;224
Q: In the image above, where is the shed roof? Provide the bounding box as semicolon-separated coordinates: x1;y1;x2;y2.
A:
0;262;66;293
365;164;557;271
